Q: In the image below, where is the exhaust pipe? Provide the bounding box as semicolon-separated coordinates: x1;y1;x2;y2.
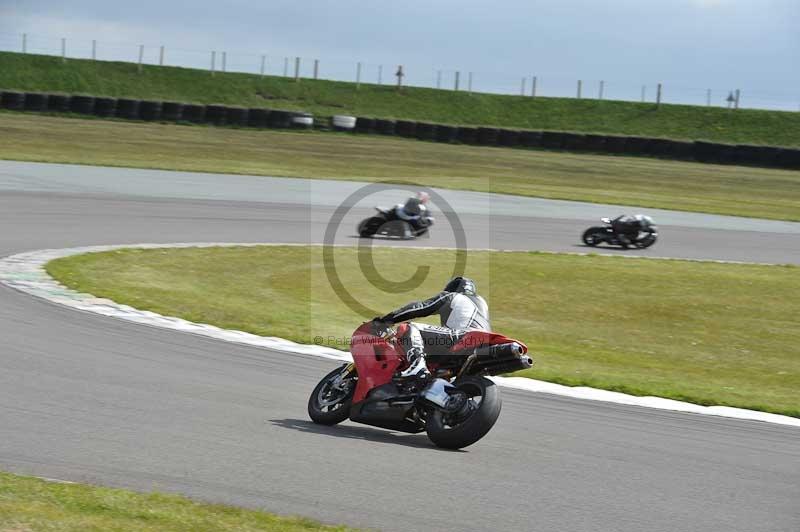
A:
474;342;525;361
481;354;534;375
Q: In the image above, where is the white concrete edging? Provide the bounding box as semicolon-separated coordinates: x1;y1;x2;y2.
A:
1;242;797;429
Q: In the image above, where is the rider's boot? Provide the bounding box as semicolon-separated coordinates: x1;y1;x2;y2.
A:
618;234;631;249
394;347;431;393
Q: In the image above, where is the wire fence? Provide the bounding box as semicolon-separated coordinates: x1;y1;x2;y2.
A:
1;31;796;112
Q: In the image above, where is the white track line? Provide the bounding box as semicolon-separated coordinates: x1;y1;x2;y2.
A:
1;243;797;428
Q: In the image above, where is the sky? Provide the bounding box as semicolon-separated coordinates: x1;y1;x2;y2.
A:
1;0;798;109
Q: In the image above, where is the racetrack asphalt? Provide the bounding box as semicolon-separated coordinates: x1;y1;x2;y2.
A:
0;160;798;531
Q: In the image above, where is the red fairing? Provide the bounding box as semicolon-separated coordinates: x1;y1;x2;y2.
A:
449;330;528;354
350;322;405;404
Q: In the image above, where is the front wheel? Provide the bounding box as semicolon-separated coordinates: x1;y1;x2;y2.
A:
308;365;356;425
425;377;502;449
635;232;658;249
582;227;606;247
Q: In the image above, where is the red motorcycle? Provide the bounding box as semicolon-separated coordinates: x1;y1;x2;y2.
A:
308;322;533;449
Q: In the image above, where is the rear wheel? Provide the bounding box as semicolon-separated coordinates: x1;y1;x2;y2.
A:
425;377;501;449
582;227;606;247
357;217;384;237
308;365;356;425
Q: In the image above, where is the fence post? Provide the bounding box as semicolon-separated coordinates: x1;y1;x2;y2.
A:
22;33;26;53
454;71;460;91
734;89;740;109
706;89;711;106
599;80;604;100
260;55;266;77
577;80;582;99
521;77;526;96
396;65;404;90
314;59;319;80
92;39;97;60
294;57;300;81
656;83;662;106
61;38;66;63
641;85;646;102
468;72;473;94
436;70;442;89
283;57;288;77
531;76;537;97
137;44;143;73
221;51;226;72
159;46;164;66
356;62;361;89
378;65;382;84
210;51;216;75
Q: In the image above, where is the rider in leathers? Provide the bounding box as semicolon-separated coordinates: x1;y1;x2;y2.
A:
373;277;489;382
394;191;432;232
611;214;656;248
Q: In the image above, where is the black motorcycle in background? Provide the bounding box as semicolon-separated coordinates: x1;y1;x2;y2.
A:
582;217;658;249
358;206;434;239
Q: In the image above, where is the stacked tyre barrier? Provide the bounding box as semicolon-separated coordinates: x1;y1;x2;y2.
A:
139;101;163;121
477;127;500;146
395;120;417;138
436;125;458;143
457;127;478;145
269;110;293;129
116;99;139;120
247;108;270;128
375;118;396;135
355;117;375;134
1;88;798;170
161;102;184;122
47;94;71;112
205;104;227;126
94;97;117;117
226;107;249;127
23;93;48;112
416;122;437;141
498;129;520;147
1;91;25;110
331;115;356;131
69;95;95;115
291;112;313;129
182;104;205;123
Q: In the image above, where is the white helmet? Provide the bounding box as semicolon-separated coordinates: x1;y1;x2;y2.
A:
635;214;654;227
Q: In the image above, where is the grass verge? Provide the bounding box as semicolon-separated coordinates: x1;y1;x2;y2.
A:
0;470;354;531
3;113;800;221
3;51;800;147
46;246;800;417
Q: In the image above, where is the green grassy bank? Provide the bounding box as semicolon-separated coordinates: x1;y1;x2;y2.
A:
3;51;800;147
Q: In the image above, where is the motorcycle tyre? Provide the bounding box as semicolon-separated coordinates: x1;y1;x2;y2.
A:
426;376;501;449
582;227;606;247
308;365;355;425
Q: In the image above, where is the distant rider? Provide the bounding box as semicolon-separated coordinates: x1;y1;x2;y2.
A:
394;191;431;231
372;276;489;385
612;214;654;248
